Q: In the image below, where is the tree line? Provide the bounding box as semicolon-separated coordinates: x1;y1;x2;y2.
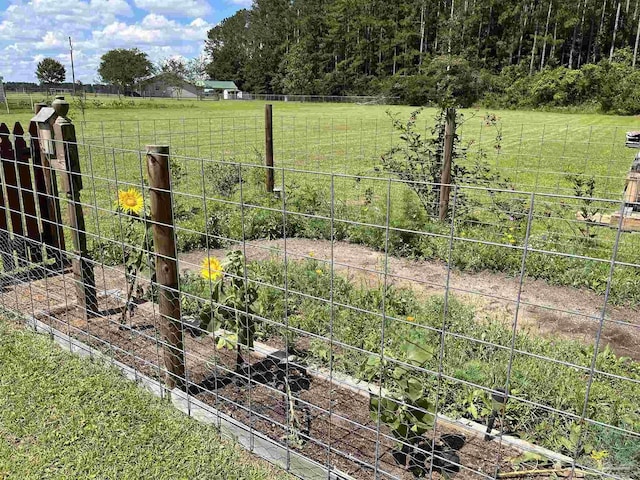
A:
205;0;640;112
32;50;204;96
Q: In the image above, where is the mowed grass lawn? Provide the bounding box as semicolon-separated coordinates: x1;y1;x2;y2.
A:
6;96;640;198
0;318;290;480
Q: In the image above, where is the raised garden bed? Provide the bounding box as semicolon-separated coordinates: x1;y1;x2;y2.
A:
29;290;586;480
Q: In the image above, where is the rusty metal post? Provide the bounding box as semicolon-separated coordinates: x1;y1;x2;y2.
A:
51;96;97;317
146;145;185;391
439;108;456;221
265;104;274;193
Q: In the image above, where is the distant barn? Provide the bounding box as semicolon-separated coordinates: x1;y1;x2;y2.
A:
141;75;202;99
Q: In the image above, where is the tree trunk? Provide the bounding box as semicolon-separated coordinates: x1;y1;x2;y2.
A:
448;0;455;60
517;0;532;63
419;0;426;65
633;15;640;66
530;21;539;75
550;20;558;60
595;0;608;62
587;17;595;62
568;2;581;68
577;0;588;68
540;0;552;70
610;0;622;61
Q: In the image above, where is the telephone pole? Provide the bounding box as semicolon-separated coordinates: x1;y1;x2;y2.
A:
69;36;76;95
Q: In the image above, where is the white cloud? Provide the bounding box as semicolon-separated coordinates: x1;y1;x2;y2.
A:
0;0;218;82
134;0;212;17
35;31;68;50
91;14;212;48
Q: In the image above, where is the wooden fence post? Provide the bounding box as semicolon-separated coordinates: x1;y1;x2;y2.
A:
31;102;67;267
51;96;97;317
439;107;456;221
265;104;274;193
146;145;185;391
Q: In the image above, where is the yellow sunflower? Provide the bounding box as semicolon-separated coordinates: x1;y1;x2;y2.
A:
201;257;224;281
118;188;144;215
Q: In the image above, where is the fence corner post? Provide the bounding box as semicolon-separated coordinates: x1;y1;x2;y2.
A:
51;96;97;318
265;103;274;193
146;145;185;391
439;107;456;221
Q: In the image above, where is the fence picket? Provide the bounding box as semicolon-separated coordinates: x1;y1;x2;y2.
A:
0;125;13;271
0;123;26;266
13;122;42;262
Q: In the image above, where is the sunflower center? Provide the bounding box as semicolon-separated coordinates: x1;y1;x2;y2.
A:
125;197;138;207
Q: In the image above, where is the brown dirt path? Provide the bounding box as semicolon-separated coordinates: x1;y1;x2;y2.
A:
179;238;640;360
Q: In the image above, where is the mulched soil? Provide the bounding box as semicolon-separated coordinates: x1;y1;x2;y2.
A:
7;265;562;480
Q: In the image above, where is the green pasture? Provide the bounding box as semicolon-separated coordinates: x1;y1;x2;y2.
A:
2;96;640;305
5;94;639;197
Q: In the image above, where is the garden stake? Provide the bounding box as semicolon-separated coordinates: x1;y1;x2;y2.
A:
485;388;508;441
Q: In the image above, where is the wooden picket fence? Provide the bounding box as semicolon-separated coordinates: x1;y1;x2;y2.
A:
0;120;66;277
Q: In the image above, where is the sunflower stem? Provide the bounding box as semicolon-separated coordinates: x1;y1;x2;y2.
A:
120;222;149;324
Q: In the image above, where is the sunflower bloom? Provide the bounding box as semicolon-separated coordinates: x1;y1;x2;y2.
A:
407;316;415;322
201;257;223;281
118;188;144;215
315;269;323;275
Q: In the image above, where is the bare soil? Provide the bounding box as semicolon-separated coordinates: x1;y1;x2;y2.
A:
179;238;640;361
32;297;539;480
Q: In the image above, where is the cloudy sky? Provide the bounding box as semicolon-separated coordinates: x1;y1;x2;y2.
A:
0;0;249;83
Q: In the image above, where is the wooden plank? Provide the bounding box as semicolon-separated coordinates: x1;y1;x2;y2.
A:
0;125;13;271
610;212;640;231
0;122;25;266
13;122;42;263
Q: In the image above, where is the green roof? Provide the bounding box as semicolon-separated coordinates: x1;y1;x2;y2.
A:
201;80;238;90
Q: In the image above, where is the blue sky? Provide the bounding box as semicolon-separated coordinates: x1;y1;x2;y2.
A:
0;0;249;83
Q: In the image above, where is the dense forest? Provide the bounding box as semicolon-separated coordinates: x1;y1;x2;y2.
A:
205;0;640;113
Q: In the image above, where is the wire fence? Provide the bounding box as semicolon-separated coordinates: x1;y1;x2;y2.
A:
74;112;637;202
1;109;639;480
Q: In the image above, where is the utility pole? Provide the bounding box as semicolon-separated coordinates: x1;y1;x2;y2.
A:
69;37;76;96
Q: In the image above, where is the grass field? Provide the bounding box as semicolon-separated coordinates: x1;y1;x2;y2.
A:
0;317;289;480
4;94;639;198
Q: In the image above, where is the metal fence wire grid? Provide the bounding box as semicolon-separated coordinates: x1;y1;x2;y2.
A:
0;105;639;480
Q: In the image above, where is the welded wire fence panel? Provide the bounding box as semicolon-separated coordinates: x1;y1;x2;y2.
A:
1;128;639;480
75;112;637;202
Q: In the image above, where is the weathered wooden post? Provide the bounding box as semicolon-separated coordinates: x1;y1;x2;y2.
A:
439;108;456;221
265;103;274;193
51;96;97;317
31;102;67;267
146;145;185;391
